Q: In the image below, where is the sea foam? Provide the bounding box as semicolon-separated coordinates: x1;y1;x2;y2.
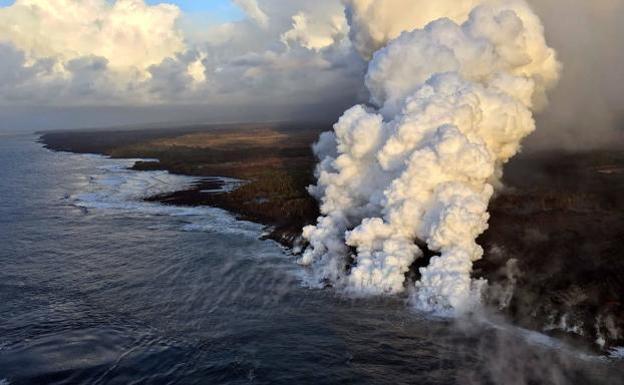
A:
67;154;261;237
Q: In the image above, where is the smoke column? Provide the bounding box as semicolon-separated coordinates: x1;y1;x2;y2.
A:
300;0;560;315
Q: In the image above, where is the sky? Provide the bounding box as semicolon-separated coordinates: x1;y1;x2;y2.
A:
0;0;362;131
1;0;245;16
0;0;622;149
145;0;246;22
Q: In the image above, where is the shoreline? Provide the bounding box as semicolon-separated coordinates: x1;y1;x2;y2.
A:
38;123;325;246
143;177;307;247
38;126;624;352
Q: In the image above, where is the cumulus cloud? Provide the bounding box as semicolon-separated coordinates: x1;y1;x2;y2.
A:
0;0;366;112
0;0;621;147
0;43;44;103
233;0;269;28
281;9;347;51
0;0;187;106
0;0;185;71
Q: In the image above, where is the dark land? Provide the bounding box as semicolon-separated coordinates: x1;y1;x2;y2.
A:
40;122;324;244
40;123;624;352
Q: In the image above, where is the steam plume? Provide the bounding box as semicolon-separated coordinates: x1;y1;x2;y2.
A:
301;0;560;314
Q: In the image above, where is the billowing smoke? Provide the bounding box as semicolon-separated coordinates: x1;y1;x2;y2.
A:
300;0;560;314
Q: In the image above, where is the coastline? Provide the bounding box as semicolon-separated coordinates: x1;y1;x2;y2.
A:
38;123;324;247
38;125;624;352
143;178;310;247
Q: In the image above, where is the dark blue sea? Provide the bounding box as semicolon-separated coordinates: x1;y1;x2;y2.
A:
1;132;623;385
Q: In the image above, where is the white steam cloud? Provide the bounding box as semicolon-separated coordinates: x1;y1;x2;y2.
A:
344;0;482;59
301;0;560;314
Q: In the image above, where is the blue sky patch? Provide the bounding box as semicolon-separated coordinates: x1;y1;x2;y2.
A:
0;1;247;23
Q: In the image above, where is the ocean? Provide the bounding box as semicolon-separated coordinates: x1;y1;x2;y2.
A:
0;133;623;384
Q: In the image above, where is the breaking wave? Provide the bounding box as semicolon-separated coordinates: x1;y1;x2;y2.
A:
66;154;262;237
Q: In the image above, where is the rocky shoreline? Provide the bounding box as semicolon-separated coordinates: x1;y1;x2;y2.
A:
142;178;309;247
39;125;624;353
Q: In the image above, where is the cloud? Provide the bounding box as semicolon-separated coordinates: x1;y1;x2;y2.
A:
232;0;269;28
0;0;365;112
0;0;622;148
0;43;65;104
0;0;185;72
280;4;348;51
343;0;483;59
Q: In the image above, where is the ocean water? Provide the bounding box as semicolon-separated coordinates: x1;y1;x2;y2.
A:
0;133;623;385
